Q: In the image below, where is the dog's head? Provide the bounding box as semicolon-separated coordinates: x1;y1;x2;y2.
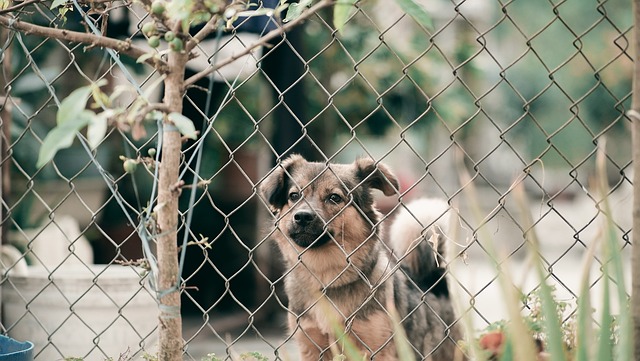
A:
259;155;399;250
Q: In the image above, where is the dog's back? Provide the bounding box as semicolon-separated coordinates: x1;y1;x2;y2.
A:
389;198;451;294
388;198;466;360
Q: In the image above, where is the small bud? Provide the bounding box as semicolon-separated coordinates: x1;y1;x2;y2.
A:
164;31;176;42
142;22;157;36
169;38;184;52
151;0;165;15
123;159;138;174
148;35;160;48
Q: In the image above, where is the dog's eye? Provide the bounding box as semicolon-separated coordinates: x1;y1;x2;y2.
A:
328;193;343;204
289;192;301;201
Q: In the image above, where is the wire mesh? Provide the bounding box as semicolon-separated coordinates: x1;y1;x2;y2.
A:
0;0;634;360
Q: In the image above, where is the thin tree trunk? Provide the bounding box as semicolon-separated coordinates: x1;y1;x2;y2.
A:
631;0;640;358
157;50;188;361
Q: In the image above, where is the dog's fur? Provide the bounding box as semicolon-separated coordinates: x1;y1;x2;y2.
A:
260;155;465;360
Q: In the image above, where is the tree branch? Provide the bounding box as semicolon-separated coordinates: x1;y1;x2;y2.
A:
0;0;136;15
0;0;40;16
184;0;334;88
185;13;221;53
0;14;168;71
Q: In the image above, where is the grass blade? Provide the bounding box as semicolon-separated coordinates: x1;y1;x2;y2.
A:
596;141;631;361
514;180;566;361
457;156;537;361
575;238;596;361
534;267;567;361
595;263;612;361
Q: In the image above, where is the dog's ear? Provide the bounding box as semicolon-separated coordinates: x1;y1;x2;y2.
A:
354;158;399;196
260;154;306;211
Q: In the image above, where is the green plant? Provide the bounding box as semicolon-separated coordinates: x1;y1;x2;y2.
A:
471;145;631;361
239;352;269;361
141;352;159;361
201;353;223;361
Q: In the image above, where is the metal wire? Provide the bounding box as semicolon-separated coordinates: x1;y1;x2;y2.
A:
0;0;634;360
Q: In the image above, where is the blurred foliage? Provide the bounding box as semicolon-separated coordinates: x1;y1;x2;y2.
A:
5;0;634;178
300;0;632;168
497;0;633;168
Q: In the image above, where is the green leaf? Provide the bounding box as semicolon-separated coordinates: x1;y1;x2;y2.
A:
37;127;75;168
167;112;197;140
237;8;275;17
58;6;70;23
37;110;94;168
394;0;434;30
137;52;156;64
12;69;58;94
283;0;312;23
40;84;95;167
50;0;66;9
333;0;358;32
87;110;111;150
56;85;92;126
166;0;194;32
91;81;110;109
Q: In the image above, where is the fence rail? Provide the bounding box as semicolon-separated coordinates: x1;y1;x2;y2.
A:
0;0;635;360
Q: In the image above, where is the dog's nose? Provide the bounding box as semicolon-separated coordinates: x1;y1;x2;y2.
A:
293;210;316;226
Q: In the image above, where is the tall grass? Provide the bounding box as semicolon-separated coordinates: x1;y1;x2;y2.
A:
470;142;632;361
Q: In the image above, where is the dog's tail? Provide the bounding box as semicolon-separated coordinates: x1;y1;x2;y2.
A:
388;198;452;297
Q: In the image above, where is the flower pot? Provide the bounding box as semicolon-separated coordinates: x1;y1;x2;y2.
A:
2;265;157;360
0;335;34;361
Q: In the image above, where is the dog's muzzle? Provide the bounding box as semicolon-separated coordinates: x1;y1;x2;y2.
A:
288;210;332;248
293;210;316;226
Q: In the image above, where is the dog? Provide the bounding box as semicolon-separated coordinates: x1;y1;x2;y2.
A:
259;154;465;360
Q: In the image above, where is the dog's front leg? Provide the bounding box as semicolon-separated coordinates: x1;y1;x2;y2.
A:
349;314;399;360
289;314;330;360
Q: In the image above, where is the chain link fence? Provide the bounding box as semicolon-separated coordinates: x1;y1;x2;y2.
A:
0;0;634;360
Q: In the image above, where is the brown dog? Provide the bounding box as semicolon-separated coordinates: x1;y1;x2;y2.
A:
259;155;465;360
